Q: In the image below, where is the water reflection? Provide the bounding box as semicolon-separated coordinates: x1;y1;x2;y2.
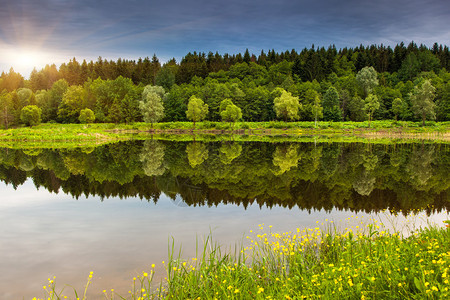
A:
0;141;448;213
0;140;449;299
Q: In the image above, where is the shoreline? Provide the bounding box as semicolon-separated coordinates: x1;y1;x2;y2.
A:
0;121;449;147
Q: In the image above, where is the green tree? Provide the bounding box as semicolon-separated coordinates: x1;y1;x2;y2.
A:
311;93;323;128
155;67;176;91
219;98;234;114
391;98;404;121
0;92;14;129
58;85;85;123
398;53;420;81
322;86;342;121
364;94;380;127
436;82;450;121
20;105;42;126
410;80;436;126
140;85;165;127
356;66;379;97
220;100;242;128
186;96;209;128
78;108;96;123
17;88;35;107
142;85;166;100
273;89;301;122
45;79;69;122
90;76;141;123
163;84;192;122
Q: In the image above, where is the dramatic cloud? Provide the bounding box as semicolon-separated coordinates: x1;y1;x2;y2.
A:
0;0;448;76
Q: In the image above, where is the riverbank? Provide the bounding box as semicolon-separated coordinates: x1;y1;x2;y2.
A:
0;121;449;147
36;217;450;299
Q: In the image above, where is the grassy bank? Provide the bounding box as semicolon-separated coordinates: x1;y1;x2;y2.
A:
1;121;449;147
35;217;450;299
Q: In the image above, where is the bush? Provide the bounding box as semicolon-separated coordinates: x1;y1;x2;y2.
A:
20;105;42;127
79;109;96;124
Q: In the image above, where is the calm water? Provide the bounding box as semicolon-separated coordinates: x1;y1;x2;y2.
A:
0;140;448;299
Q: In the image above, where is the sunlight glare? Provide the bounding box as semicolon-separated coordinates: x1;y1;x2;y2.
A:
10;49;46;69
1;47;57;76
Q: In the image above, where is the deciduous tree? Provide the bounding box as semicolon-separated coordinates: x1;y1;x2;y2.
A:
311;93;323;128
364;94;380;127
20;105;42;126
140;85;165;127
273;89;301;122
220;99;242;128
356;66;379;97
186;96;209;128
0;92;14;128
79;108;95;123
391;98;403;121
410;79;436;126
58;85;85;123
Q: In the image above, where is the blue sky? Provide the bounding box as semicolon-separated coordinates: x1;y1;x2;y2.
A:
0;0;449;77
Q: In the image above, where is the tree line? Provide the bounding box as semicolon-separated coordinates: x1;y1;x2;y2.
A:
0;42;449;128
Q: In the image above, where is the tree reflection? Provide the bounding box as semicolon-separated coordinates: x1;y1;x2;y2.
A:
186;143;209;168
272;143;301;175
219;143;242;165
140;140;166;176
353;152;378;196
0;140;448;215
407;144;434;188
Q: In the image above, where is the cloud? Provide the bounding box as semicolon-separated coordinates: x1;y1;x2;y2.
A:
0;0;448;75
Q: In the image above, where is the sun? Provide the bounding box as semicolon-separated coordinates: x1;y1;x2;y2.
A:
3;47;52;76
11;49;47;69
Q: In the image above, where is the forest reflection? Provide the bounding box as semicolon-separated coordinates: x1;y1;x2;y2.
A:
0;140;448;214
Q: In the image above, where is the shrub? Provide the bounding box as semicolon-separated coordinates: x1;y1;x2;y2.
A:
20;105;42;127
79;109;96;124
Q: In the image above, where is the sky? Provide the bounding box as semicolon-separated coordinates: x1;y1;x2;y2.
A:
0;0;449;77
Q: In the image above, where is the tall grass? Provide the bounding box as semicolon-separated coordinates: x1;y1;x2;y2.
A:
33;216;450;299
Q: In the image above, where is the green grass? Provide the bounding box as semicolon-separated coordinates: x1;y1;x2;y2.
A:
34;216;450;299
1;121;448;148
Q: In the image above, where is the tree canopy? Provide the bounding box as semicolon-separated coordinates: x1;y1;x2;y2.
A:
186;96;209;127
273;89;301;121
0;42;449;128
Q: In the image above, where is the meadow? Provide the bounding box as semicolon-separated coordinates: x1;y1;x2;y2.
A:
35;214;450;299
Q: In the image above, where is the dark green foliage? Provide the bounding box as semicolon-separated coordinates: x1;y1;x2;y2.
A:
436;82;450;121
1;42;449;126
57;85;85;123
322;87;343;121
155;67;176;91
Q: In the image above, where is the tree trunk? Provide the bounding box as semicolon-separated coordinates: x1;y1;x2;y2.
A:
3;107;8;129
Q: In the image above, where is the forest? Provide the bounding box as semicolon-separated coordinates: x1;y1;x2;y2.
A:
0;42;449;128
0;141;448;214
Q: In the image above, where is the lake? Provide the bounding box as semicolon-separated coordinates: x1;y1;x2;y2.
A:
0;139;448;299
